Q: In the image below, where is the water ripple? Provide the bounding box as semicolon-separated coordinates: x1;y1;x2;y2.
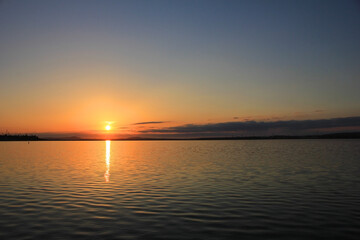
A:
0;140;360;239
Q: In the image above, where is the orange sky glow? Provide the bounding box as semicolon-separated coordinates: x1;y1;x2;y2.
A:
0;1;359;139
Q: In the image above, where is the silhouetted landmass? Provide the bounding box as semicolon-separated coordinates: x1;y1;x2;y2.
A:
43;132;360;140
47;136;83;140
1;132;359;141
318;132;360;139
0;134;40;141
189;132;360;140
122;132;360;140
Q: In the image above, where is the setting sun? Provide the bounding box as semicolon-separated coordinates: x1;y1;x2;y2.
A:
105;125;111;131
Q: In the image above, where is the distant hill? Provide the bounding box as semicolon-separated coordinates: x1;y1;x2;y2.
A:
317;132;360;139
124;132;360;141
1;132;359;141
191;132;360;140
44;136;83;140
0;134;40;141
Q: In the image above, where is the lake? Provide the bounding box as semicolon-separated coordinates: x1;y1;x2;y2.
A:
0;140;359;239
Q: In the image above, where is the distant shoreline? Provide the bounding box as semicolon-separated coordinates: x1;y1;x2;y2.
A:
1;132;359;141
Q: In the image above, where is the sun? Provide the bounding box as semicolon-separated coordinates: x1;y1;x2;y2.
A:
105;121;113;131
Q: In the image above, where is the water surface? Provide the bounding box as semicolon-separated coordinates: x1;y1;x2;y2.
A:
0;140;359;239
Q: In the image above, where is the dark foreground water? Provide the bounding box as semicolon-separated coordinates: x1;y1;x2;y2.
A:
0;140;359;239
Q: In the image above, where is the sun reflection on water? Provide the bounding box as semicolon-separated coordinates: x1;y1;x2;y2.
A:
104;140;111;182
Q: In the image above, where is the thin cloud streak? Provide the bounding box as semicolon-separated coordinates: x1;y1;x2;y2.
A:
133;121;168;125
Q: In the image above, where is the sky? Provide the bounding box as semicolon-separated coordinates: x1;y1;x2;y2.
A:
0;0;359;138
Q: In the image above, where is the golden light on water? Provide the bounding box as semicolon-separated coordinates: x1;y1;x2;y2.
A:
104;140;111;182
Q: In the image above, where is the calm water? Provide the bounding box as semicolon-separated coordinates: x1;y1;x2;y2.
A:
0;140;359;239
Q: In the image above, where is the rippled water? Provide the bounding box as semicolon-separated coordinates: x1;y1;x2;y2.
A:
0;140;359;239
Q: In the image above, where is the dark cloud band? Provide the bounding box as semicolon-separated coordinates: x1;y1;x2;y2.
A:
133;121;167;125
140;116;360;134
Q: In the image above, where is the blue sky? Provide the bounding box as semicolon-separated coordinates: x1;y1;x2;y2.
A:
0;0;359;137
